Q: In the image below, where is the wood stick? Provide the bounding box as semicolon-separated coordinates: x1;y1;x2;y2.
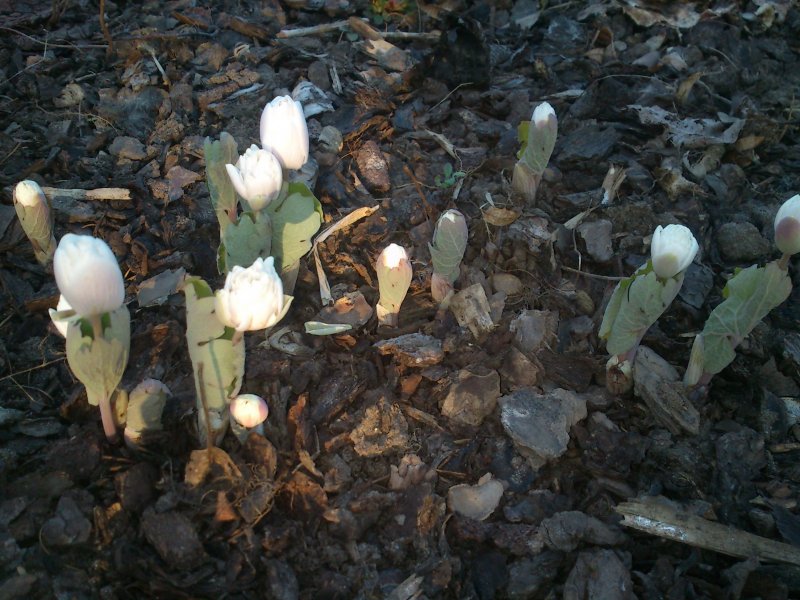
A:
277;19;439;42
616;498;800;566
41;187;131;202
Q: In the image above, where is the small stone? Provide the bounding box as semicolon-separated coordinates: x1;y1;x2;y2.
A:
450;284;495;339
563;549;634;600
318;125;343;154
507;553;562;599
509;310;558;355
441;367;501;426
40;496;92;547
374;333;444;367
350;393;409;457
307;60;331;91
500;388;588;469
355;140;390;194
492;273;523;296
717;222;770;262
115;463;157;513
577;220;614;262
109;136;147;161
447;474;504;521
141;508;206;570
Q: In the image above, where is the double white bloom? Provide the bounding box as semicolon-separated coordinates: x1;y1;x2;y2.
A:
225;144;283;211
650;224;699;279
53;233;125;317
260;95;309;170
215;257;286;332
775;194;800;256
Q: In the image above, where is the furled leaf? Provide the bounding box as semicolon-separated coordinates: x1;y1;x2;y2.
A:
517;116;557;176
222;212;272;272
66;306;130;407
183;277;245;445
204;132;239;234
699;262;792;376
429;209;468;285
600;263;683;356
264;181;323;273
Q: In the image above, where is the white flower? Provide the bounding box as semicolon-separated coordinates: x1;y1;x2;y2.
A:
532;101;555;128
215;257;285;332
225;144;283;211
53;234;125;317
230;394;269;428
259;95;309;170
14;180;46;208
650;224;699;279
774;194;800;256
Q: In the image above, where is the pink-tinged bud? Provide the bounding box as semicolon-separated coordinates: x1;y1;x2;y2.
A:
376;244;413;327
774;194;800;256
230;394;268;428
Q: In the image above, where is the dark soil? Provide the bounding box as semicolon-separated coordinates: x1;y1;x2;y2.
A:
1;1;800;598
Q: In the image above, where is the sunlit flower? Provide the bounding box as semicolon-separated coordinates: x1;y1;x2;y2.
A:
532;101;556;128
225;144;283;211
259;95;309;170
774;194;800;256
230;394;269;429
215;257;285;332
14;180;46;207
650;224;699;279
53;234;125;317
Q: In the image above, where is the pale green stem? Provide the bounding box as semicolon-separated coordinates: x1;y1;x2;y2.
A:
99;395;119;443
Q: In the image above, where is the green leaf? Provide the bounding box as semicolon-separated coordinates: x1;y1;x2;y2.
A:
429;210;468;284
516;121;530;159
517;116;557;176
222;212;272;271
264;181;323;273
183;277;245;416
600;262;683;356
204;132;239;235
66;306;130;406
304;321;353;335
699;261;792;375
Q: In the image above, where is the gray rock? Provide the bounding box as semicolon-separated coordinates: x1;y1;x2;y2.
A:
141;508;206;570
507;552;562;599
541;511;625;552
40;496;91;547
577;219;614;262
374;333;444;367
500;388;587;469
441;367;501;426
563;549;634;600
509;310;558;356
108;136;147;161
717;222;770;262
499;347;543;390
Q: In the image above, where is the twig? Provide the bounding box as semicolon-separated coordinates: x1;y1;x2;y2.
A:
617;498;800;566
41;187;132;202
277;18;438;42
561;265;624;281
99;0;113;54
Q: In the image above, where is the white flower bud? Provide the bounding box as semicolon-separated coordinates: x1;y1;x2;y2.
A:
650;224;699;279
376;244;413;327
54;234;125;317
225;144;283;211
14;180;46;207
259;95;309;170
774;194;800;256
532;101;556;128
230;394;269;429
215;257;285;332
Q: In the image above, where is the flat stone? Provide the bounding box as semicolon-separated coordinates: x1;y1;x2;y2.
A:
40;496;91;547
441;367;501;426
109;136;147;161
509;310;558;356
500;388;587;469
499;347;543;389
717;222;770;262
577;219;614;262
142;508;206;570
374;333;444;367
564;549;634;600
355;140;390;194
